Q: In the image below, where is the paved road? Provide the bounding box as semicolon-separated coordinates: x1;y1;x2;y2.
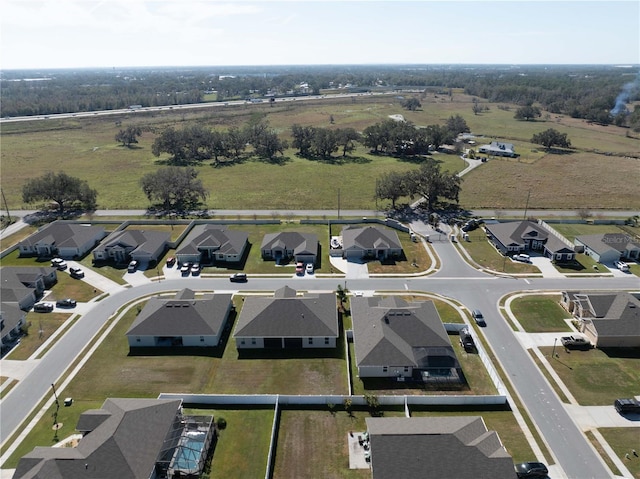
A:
2;213;639;478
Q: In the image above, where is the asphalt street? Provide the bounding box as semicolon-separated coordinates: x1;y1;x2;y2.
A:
1;219;639;478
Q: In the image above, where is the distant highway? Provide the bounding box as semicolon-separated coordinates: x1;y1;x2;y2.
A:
0;90;405;123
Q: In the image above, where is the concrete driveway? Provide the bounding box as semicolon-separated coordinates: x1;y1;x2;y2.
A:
329;256;369;278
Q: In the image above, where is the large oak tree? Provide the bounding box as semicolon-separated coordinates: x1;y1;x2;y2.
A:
22;171;97;215
140;166;208;211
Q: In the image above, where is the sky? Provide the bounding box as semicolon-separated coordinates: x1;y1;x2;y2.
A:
1;0;638;70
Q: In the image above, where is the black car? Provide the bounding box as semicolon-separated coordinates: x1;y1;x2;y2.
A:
229;273;247;282
471;309;486;326
33;302;54;313
515;461;548;478
69;267;85;279
56;298;77;308
614;398;640;415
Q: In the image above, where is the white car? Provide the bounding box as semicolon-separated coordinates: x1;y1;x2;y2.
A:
305;263;314;274
615;261;629;272
513;254;531;263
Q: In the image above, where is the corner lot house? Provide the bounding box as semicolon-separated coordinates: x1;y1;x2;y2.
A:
234;285;338;349
14;398;216;479
478;140;516;157
365;416;515;479
93;228;170;266
18;221;106;259
484;220;575;261
0;266;58;311
126;288;233;348
574;233;640;264
175;225;249;265
341;226;403;261
350;296;461;382
260;231;318;264
560;291;640;348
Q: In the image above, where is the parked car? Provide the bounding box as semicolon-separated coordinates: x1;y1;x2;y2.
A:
166;256;176;267
229;273;247;282
127;260;139;273
614;398;640;415
471;309;485;326
514;461;548;478
69;267;85;278
33;302;54;313
305;263;314;274
615;260;630;272
180;262;191;275
295;262;304;275
560;335;592;350
191;263;201;275
51;258;68;270
56;298;77;308
513;254;531;263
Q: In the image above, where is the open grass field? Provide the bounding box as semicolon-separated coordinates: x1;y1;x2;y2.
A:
539;346;640;406
550;223;635;243
509;295;572;333
2;93;638;212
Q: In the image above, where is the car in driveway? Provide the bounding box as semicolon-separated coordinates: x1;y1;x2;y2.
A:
56;298;77;308
615;260;630;272
51;258;68;270
513;253;531;263
180;262;191;275
33;302;54;313
514;461;548;478
191;263;201;276
127;260;139;273
229;273;247;282
614;398;640;415
69;267;85;279
305;263;314;274
295;262;304;275
166;256;176;267
471;309;486;326
560;335;592;350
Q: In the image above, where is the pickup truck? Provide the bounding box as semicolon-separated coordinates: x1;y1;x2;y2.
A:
560;335;592;349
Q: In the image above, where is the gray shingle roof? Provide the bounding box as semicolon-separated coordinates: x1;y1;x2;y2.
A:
342;226;402;251
565;291;640;338
575;233;640;255
94;229;170;256
260;231;318;256
351;297;457;369
19;222;105;249
126;289;232;337
234;286;338;338
366;416;514;479
176;225;248;256
485;220;573;254
14;398;182;479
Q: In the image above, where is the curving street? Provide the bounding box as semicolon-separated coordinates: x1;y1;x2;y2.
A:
1;217;638;479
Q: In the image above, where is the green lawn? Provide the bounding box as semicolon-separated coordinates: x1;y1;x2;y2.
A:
509;295;572;332
598;428;640;479
6;313;72;360
539;346;640;406
458;233;540;274
550;223;628;243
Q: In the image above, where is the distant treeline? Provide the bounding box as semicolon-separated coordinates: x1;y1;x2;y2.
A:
1;65;638;126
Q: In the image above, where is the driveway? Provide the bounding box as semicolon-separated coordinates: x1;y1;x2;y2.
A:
528;256;566;278
329;256;369;279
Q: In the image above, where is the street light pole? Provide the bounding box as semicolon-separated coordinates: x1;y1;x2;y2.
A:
552;338;558;358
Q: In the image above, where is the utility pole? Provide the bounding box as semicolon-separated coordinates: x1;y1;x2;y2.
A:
1;188;12;225
523;189;531;220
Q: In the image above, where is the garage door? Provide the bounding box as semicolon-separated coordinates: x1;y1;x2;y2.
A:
284;338;303;349
264;338;283;349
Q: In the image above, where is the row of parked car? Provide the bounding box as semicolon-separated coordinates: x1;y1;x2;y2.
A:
33;298;77;312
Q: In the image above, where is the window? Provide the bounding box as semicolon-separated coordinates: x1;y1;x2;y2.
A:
251;338;256;345
241;339;245;345
382;367;388;373
308;338;313;345
136;337;141;342
324;337;330;345
200;336;205;342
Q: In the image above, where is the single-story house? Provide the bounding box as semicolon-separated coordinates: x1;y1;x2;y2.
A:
261;232;318;264
478;140;516;157
574;233;640;264
365;416;515;479
0;266;58;311
18;221;106;259
350;296;461;381
14;398;216;479
484;220;575;261
560;291;640;348
1;303;27;349
175;225;249;265
93;228;170;266
126;288;233;348
341;226;403;261
234;285;338;349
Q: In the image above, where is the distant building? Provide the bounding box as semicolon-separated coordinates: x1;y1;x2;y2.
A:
478;141;516;157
